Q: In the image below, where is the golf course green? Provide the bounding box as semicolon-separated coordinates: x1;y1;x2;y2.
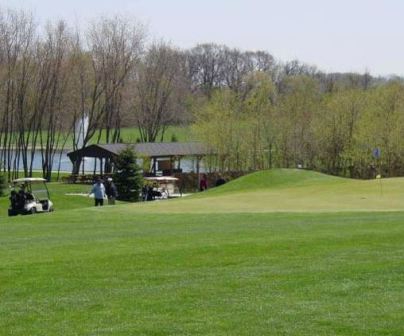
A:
1;169;403;335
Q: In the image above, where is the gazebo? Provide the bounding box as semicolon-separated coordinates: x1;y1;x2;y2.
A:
67;142;212;177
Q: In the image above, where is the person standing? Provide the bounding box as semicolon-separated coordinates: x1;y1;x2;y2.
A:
105;177;118;205
90;178;106;206
199;173;208;191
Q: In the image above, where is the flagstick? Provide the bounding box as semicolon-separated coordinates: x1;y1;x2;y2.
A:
372;148;382;197
378;158;382;197
379;176;383;196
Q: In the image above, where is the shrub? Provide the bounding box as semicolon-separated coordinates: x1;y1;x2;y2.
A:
0;168;7;197
171;133;178;142
113;147;143;202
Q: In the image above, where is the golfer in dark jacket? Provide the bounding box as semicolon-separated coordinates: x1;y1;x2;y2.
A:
105;177;118;205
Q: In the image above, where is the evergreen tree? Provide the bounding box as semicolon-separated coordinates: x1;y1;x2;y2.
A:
113;148;143;202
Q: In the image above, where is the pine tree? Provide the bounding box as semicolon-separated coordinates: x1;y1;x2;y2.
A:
113;147;143;202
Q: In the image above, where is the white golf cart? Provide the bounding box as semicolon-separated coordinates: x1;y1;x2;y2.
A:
8;178;54;216
143;176;180;200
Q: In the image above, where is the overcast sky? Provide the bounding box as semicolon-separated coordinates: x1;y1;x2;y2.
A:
3;0;404;76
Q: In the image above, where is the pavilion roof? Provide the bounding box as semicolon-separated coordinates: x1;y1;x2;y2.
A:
67;142;211;162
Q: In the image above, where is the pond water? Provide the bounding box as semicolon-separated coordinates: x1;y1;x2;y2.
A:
4;150;203;174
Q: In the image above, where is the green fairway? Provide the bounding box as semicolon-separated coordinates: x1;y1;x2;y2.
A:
1;170;404;335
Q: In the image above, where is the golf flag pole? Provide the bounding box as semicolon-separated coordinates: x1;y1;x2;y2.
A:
373;148;382;196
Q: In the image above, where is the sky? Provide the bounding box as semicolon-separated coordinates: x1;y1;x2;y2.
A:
2;0;404;76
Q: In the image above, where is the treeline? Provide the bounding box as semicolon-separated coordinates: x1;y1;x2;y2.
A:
0;8;402;180
194;75;404;178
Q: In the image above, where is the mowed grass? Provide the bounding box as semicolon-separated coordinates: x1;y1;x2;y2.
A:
130;169;404;213
1;170;404;335
116;126;192;144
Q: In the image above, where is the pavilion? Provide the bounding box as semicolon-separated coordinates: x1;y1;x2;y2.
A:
66;142;212;177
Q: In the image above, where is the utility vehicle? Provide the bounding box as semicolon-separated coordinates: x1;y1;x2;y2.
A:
8;178;54;216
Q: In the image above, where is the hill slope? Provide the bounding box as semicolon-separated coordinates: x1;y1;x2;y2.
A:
127;169;404;213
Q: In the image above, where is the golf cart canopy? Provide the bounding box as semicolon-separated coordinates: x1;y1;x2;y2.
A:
11;177;50;200
12;178;47;183
144;176;179;182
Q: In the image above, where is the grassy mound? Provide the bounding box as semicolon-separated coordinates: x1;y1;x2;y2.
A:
130;169;404;213
204;169;345;194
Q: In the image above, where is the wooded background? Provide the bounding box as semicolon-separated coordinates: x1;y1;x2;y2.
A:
1;9;402;180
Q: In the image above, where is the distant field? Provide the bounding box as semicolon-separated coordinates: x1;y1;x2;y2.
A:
1;169;403;335
116;126;193;144
0;126;194;150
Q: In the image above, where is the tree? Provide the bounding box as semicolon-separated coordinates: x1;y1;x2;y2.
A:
113;147;142;202
242;72;276;170
38;21;72;181
192;72;276;172
276;75;320;168
0;9;36;179
186;43;226;96
221;47;250;93
70;16;145;174
134;42;184;142
312;89;365;176
354;81;404;177
89;16;144;144
192;89;240;171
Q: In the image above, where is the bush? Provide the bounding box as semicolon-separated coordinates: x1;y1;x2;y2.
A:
113;147;143;202
171;133;178;142
0;169;7;197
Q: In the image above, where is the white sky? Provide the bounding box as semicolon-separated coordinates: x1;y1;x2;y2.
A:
2;0;404;76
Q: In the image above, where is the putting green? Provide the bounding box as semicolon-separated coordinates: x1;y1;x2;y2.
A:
118;169;403;214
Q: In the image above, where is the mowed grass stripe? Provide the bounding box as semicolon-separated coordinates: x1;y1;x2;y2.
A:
1;211;404;335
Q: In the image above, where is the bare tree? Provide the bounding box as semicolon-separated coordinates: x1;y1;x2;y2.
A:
89;16;144;144
134;42;184;142
0;9;36;179
186;43;226;96
221;47;250;93
38;21;73;180
70;16;145;173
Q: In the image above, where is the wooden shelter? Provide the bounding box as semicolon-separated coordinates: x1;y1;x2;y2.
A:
67;142;211;177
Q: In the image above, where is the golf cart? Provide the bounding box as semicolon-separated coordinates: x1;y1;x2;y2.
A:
143;176;180;200
8;178;54;216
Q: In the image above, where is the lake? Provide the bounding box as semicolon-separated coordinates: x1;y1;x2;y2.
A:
3;150;204;174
